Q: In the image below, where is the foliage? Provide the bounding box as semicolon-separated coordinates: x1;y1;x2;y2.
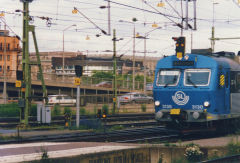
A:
141;104;147;112
30;104;37;116
207;149;222;160
184;143;203;162
102;104;109;114
40;146;49;160
0;103;36;117
80;107;86;115
92;71;113;79
0;103;19;117
52;104;61;116
93;106;97;115
172;158;188;163
158;153;164;163
110;125;124;131
227;139;240;156
63;107;72;116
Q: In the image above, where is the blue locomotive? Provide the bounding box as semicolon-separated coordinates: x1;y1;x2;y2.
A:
153;51;240;128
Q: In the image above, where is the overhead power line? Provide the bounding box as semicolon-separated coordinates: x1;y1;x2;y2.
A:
105;0;181;20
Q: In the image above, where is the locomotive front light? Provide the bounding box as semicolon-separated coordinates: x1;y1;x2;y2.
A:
155;111;163;119
155;101;160;106
193;112;200;119
203;101;210;107
184;55;189;60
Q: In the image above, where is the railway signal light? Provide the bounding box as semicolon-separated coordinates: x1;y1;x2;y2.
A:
102;109;107;119
75;65;83;77
172;37;186;59
16;70;23;80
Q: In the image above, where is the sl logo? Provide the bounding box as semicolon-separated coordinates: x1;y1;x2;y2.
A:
172;91;189;105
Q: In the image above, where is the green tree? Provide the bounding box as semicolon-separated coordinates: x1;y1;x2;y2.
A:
92;71;113;79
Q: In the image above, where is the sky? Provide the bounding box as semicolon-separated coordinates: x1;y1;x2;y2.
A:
1;0;240;58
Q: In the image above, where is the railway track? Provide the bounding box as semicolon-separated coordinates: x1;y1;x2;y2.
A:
0;113;156;128
0;126;180;144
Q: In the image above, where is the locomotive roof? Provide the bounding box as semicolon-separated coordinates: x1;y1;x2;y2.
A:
156;54;240;70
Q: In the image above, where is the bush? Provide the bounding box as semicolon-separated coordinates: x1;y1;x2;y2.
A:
30;104;37;116
102;104;109;114
141;104;146;112
227;139;240;156
64;107;72;116
52;105;61;116
0;103;19;117
0;103;37;117
80;107;86;115
93;106;97;115
184;143;203;162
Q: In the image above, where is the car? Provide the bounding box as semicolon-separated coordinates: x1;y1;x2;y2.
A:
146;83;153;91
48;94;76;106
7;97;19;103
95;81;112;88
118;92;153;104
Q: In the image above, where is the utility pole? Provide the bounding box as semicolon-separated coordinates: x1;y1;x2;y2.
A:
112;29;117;114
185;0;189;30
211;2;218;53
22;1;31;125
108;0;111;35
211;27;215;53
143;34;147;94
19;0;47;126
3;24;7;104
193;0;197;30
62;24;76;75
132;22;136;90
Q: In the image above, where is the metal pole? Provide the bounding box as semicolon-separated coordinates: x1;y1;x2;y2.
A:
191;30;193;52
31;26;48;103
108;0;111;35
62;24;76;76
193;0;197;30
132;23;135;90
22;1;31;126
76;85;80;127
211;27;215;53
3;24;7;104
185;0;188;30
62;31;65;75
143;34;146;94
113;29;117;114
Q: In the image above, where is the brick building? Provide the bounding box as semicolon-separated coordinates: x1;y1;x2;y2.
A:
0;30;21;78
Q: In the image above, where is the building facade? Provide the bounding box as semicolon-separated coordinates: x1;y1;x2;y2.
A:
0;30;21;78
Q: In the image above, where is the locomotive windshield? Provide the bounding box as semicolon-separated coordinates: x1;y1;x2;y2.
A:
156;70;180;86
184;69;211;86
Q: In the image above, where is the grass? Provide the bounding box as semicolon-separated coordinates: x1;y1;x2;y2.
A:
0;103;37;117
109;125;124;131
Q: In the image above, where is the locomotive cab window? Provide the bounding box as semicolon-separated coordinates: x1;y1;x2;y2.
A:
156;69;180;86
184;69;211;86
231;72;240;92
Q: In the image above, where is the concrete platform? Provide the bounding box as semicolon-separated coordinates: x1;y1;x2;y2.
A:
0;142;140;163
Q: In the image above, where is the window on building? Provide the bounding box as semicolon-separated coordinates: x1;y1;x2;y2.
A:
0;55;2;61
0;43;2;50
7;55;10;61
7;44;10;50
7;66;10;71
0;65;2;72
